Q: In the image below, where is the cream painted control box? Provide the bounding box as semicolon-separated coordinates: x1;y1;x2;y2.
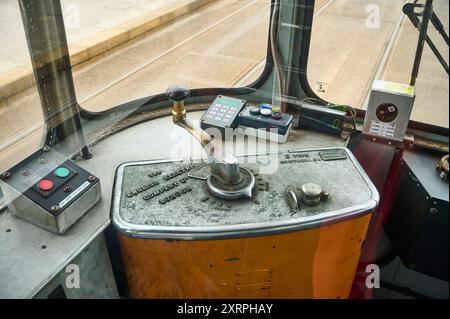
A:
363;80;415;142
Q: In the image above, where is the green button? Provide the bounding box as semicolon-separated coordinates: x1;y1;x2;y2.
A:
55;167;70;178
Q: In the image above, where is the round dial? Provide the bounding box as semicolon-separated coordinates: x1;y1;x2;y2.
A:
376;103;398;122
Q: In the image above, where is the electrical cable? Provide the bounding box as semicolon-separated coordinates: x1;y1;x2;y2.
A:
269;0;286;111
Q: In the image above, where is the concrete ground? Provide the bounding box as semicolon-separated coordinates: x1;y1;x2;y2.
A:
0;0;448;171
308;0;407;108
0;0;180;74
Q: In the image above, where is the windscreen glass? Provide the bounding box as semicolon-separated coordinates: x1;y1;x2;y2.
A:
307;0;449;128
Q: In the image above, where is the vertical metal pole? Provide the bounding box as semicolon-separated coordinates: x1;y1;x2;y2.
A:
430;12;449;45
18;0;92;159
410;0;434;86
0;185;6;213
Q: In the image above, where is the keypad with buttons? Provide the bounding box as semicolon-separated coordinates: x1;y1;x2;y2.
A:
200;96;247;135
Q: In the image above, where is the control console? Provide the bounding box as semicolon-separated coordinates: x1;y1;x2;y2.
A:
0;147;101;234
112;147;379;239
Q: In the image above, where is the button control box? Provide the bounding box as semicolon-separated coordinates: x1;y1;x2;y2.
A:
200;95;247;136
237;106;293;143
363;80;415;142
0;148;102;234
200;96;293;143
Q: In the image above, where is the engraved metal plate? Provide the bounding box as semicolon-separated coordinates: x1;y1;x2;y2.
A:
319;149;348;161
112;147;379;240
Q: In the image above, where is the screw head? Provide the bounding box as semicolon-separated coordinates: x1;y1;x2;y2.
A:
2;172;11;179
51;205;60;212
88;175;96;182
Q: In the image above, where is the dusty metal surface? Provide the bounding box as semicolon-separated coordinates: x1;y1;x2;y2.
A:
113;148;379;239
0;111;350;297
33;234;119;299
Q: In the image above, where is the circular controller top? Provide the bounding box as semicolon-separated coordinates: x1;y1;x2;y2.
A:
207;167;255;200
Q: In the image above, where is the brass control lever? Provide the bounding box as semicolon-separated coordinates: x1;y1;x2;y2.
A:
166;85;254;200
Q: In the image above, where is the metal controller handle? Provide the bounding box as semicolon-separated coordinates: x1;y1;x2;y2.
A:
165;85;242;186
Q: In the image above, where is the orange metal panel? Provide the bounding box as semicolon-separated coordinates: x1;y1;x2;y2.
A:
119;213;372;299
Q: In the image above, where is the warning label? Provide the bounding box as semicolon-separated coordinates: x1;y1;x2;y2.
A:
369;120;396;138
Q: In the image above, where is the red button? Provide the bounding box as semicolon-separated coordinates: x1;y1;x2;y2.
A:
38;179;54;191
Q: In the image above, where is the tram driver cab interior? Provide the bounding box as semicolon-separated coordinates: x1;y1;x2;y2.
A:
0;0;448;300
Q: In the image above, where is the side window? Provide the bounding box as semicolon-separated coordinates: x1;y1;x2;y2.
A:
307;0;449;128
0;2;43;172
